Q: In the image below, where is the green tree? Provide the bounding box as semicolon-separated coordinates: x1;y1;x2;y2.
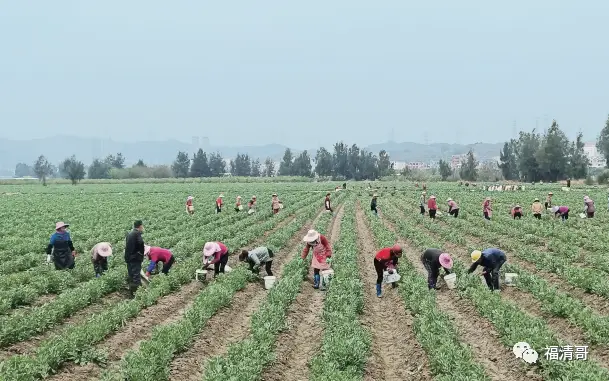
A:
14;163;34;177
105;153;125;169
459;150;478;181
314;147;334;177
347;144;361;180
208;152;226;177
332;141;349;179
263;158;275;177
135;159;146;167
230;153;251;176
172;151;190;178
33;155;53;185
438;159;452;180
568;131;590;179
377;150;393;177
597;115;609;167
62;155;86;185
536;120;569;181
498;140;518;180
360;150;379;180
292;150;313;177
88;159;111;179
515;131;541;182
190;149;210;177
278;148;293;176
251;159;261;177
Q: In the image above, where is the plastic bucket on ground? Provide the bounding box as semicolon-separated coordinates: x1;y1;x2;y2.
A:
383;270;400;284
195;269;207;281
444;273;457;289
224;265;232;273
579;213;587;219
321;269;334;290
505;273;518;286
264;276;276;289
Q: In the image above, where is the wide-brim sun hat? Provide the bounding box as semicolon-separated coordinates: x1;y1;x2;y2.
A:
430;195;436;199
447;198;452;202
98;242;113;257
471;250;482;262
144;245;151;256
551;206;559;213
439;253;453;269
515;205;521;208
272;193;277;196
237;196;242;199
534;198;539;202
391;244;402;253
55;221;69;230
303;230;320;243
548;192;553;195
187;196;193;200
203;242;220;257
219;194;224;198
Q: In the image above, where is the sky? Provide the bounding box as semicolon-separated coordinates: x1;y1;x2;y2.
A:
1;1;608;150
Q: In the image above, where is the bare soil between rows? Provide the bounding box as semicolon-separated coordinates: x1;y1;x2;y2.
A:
260;205;344;381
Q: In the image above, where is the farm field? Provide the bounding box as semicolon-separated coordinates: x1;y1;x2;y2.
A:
1;181;609;380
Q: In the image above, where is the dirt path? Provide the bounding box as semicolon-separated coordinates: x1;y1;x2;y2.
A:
168;210;328;381
354;204;433;381
261;206;343;381
379;216;535;381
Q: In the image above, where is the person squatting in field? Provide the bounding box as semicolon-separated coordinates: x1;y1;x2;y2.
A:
468;248;507;291
325;193;333;213
240;246;274;276
91;242;112;277
447;198;459;218
421;248;453;290
271;193;282;214
419;191;427;215
215;194;224;213
248;196;257;213
370;194;378;215
374;244;402;297
427;195;438;219
511;205;523;219
235;195;242;212
46;222;76;270
203;241;229;277
552;205;569;221
301;229;332;289
483;197;492;220
144;245;175;278
584;196;595;218
186;196;194;215
545;192;553;210
125;220;145;298
531;198;543;219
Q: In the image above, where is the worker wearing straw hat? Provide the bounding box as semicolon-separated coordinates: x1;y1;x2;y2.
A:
419;191;427;215
302;229;332;289
235;196;243;212
511;205;523;219
468;248;506;291
91;242;112;277
271;193;282;214
421;248;453;290
531;198;543;219
186;196;194;215
374;244;403;297
447;198;459;218
215;194;224;213
545;192;553;210
584;196;595;218
203;241;229;277
427;195;438;219
248;196;257;214
370;194;378;215
46;222;76;270
144;245;175;277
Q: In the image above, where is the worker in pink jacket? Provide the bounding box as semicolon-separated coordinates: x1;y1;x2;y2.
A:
203;241;229;276
144;245;175;277
427;196;438;219
447;198;459;218
302;230;332;289
483;197;492;220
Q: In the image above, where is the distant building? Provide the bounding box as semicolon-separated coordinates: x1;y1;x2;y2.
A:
406;162;430;170
584;142;604;168
450;154;466;169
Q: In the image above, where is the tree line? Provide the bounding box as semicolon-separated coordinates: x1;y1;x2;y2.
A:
17;141;397;184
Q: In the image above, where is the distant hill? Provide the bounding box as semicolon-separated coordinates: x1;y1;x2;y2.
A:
0;136;503;172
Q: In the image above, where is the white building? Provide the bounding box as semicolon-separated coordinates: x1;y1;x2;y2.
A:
584;142;604;168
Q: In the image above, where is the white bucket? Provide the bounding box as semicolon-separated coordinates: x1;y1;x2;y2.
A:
224;265;232;273
264;276;276;289
321;269;334;290
444;273;457;289
195;269;207;281
505;273;518;286
383;270;400;284
579;213;587;219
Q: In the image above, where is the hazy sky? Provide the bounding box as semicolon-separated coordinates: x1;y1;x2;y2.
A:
1;1;608;149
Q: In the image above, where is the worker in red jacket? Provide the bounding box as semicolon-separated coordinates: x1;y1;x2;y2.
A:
144;245;175;277
427;195;438;219
374;244;402;297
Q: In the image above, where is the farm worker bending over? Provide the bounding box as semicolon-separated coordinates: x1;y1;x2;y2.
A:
531;198;543;219
144;245;175;277
370;194;378;215
325;193;333;213
511;205;523;219
271;193;282;214
427;195;438;219
545;192;553;210
239;247;274;276
216;194;224;213
483;197;492;220
468;248;506;291
374;244;403;297
46;222;76;270
447;198;459;218
302;229;332;290
91;242;112;277
203;241;229;276
125;220;145;298
186;196;194;215
421;248;453;290
584;196;595;218
235;196;242;212
420;191;427;215
248;196;257;213
552;205;569;221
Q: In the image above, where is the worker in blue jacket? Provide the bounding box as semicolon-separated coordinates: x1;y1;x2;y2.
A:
468;248;507;291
